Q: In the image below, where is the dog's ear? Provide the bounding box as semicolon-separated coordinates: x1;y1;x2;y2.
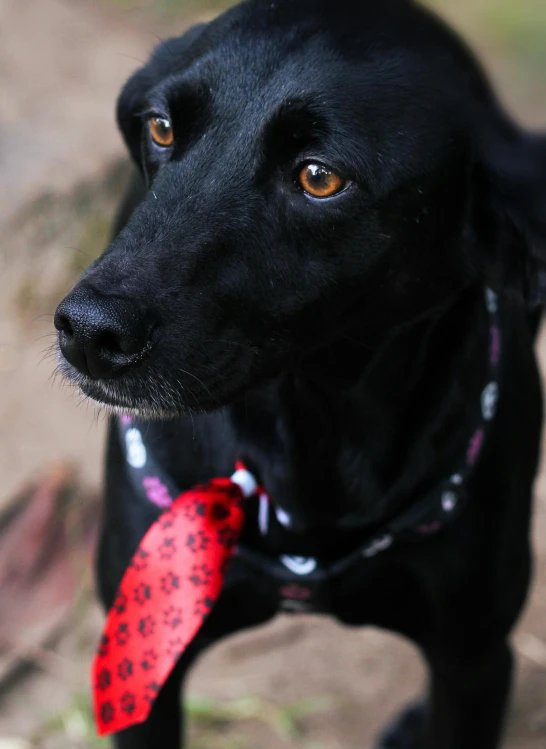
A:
473;116;546;307
116;24;207;168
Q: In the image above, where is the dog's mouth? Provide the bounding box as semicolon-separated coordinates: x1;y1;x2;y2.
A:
56;346;195;420
85;382;178;419
55;341;247;420
67;372;181;420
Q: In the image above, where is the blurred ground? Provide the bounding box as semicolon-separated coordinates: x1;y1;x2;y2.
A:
0;0;545;747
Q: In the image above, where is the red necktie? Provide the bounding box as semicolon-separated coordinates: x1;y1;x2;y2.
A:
92;474;249;737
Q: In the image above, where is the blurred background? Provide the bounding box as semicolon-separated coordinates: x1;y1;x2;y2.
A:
0;0;545;746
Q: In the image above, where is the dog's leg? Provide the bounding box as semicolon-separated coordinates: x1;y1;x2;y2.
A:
112;637;208;749
377;638;513;749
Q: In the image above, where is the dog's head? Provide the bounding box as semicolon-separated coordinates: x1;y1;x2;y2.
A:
55;0;546;417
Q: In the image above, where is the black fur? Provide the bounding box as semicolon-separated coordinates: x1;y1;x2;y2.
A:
55;1;546;747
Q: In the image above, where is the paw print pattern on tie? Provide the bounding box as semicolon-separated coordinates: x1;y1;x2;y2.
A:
92;478;245;737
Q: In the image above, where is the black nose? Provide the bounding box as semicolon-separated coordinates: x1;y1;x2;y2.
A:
54;287;155;379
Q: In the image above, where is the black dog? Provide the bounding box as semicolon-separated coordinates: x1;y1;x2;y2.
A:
54;0;546;746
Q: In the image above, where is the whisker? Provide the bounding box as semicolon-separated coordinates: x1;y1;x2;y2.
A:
175;367;215;401
34;332;57;344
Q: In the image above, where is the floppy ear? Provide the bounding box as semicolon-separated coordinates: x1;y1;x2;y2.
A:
116;24;207;168
473;118;546;307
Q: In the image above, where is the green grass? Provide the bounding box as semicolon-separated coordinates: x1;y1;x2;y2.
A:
30;692;109;748
187;693;331;742
30;692;331;748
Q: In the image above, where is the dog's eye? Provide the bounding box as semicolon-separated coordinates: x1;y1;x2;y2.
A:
298;163;348;198
149;116;174;148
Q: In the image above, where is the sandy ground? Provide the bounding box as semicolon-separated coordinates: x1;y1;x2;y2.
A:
0;1;545;747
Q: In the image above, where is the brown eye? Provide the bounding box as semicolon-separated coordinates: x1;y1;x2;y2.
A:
298;163;347;198
149;116;174;147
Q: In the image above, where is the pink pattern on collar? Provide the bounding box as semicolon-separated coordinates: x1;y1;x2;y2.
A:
417;521;442;535
142;476;172;508
467;428;485;466
490;325;501;365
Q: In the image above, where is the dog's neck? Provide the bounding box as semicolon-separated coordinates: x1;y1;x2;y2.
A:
230;286;489;534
